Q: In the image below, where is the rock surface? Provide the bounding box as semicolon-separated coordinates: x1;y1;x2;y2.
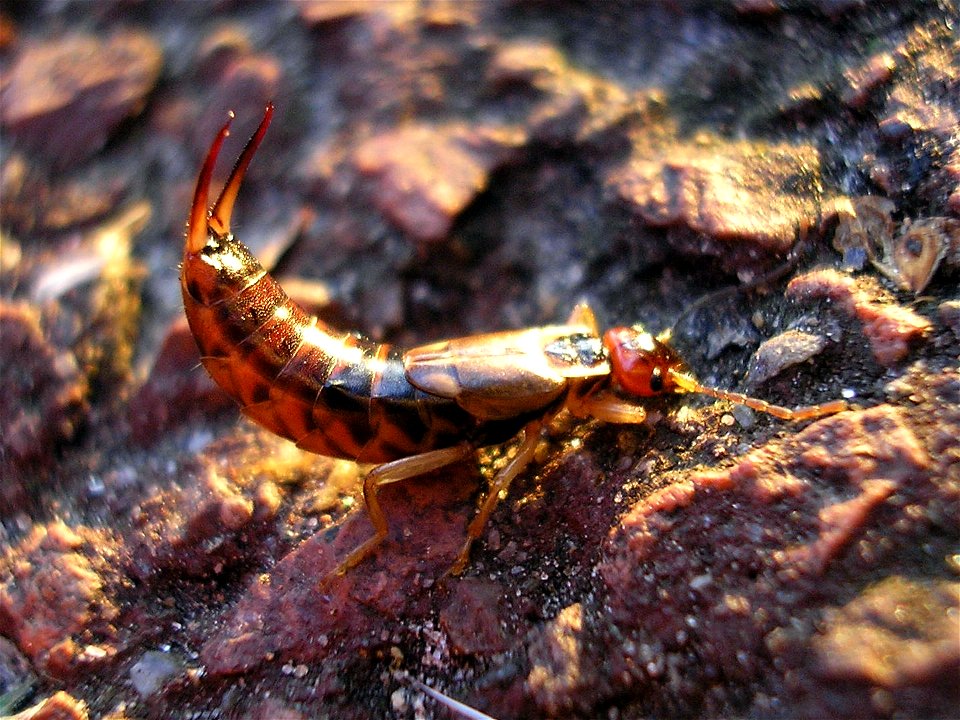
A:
0;2;957;718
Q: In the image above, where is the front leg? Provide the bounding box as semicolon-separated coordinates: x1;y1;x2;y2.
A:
567;382;648;424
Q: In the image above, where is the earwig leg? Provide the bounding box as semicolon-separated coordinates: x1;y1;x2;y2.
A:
326;443;474;579
449;419;545;576
567;385;648;424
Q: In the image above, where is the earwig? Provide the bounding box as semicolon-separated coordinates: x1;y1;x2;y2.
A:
182;105;847;578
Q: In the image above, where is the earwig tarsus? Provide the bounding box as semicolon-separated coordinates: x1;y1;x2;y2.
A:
181;105;848;578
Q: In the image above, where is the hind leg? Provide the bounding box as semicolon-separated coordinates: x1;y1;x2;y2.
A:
326;443;474;578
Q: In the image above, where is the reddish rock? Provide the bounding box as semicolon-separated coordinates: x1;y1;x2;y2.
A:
793;405;930;488
812;577;959;688
0;153;126;235
0;523;118;679
298;0;379;25
0;14;15;51
879;84;959;142
9;691;88;720
841;52;897;109
198;444;609;678
767;575;960;719
939;299;960;339
948;182;960;216
522;400;948;715
732;0;781;14
127;317;233;445
200;469;478;675
486;39;632;146
194;24;253;73
786;268;932;365
526;603;586;716
124;449;285;581
606;130;823;272
0;302;87;464
439;577;510;655
776;477;898;576
486;40;569;91
241;697;309;720
0;32;162;168
353;123;526;243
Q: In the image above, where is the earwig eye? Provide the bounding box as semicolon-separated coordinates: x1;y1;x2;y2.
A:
650;367;664;393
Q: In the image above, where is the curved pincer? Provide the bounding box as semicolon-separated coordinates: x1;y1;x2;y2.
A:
209;103;274;237
185;102;274;254
186;113;233;255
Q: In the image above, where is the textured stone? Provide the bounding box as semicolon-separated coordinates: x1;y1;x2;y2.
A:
0;303;86;464
0;523;118;678
787;269;932;365
607;130;823;271
0;32;161;168
354;123;525;243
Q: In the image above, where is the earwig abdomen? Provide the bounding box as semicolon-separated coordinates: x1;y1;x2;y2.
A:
178;109;504;463
181;227;520;462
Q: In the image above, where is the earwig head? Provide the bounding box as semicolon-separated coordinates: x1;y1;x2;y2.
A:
604;325;849;422
185;103;274;254
602;326;688;397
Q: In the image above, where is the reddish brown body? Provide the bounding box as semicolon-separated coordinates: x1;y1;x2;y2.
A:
182;106;846;577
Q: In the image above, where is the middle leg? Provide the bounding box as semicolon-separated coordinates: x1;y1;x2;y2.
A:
449;419;547;576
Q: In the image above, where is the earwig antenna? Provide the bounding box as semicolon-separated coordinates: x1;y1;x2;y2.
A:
667;369;848;421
